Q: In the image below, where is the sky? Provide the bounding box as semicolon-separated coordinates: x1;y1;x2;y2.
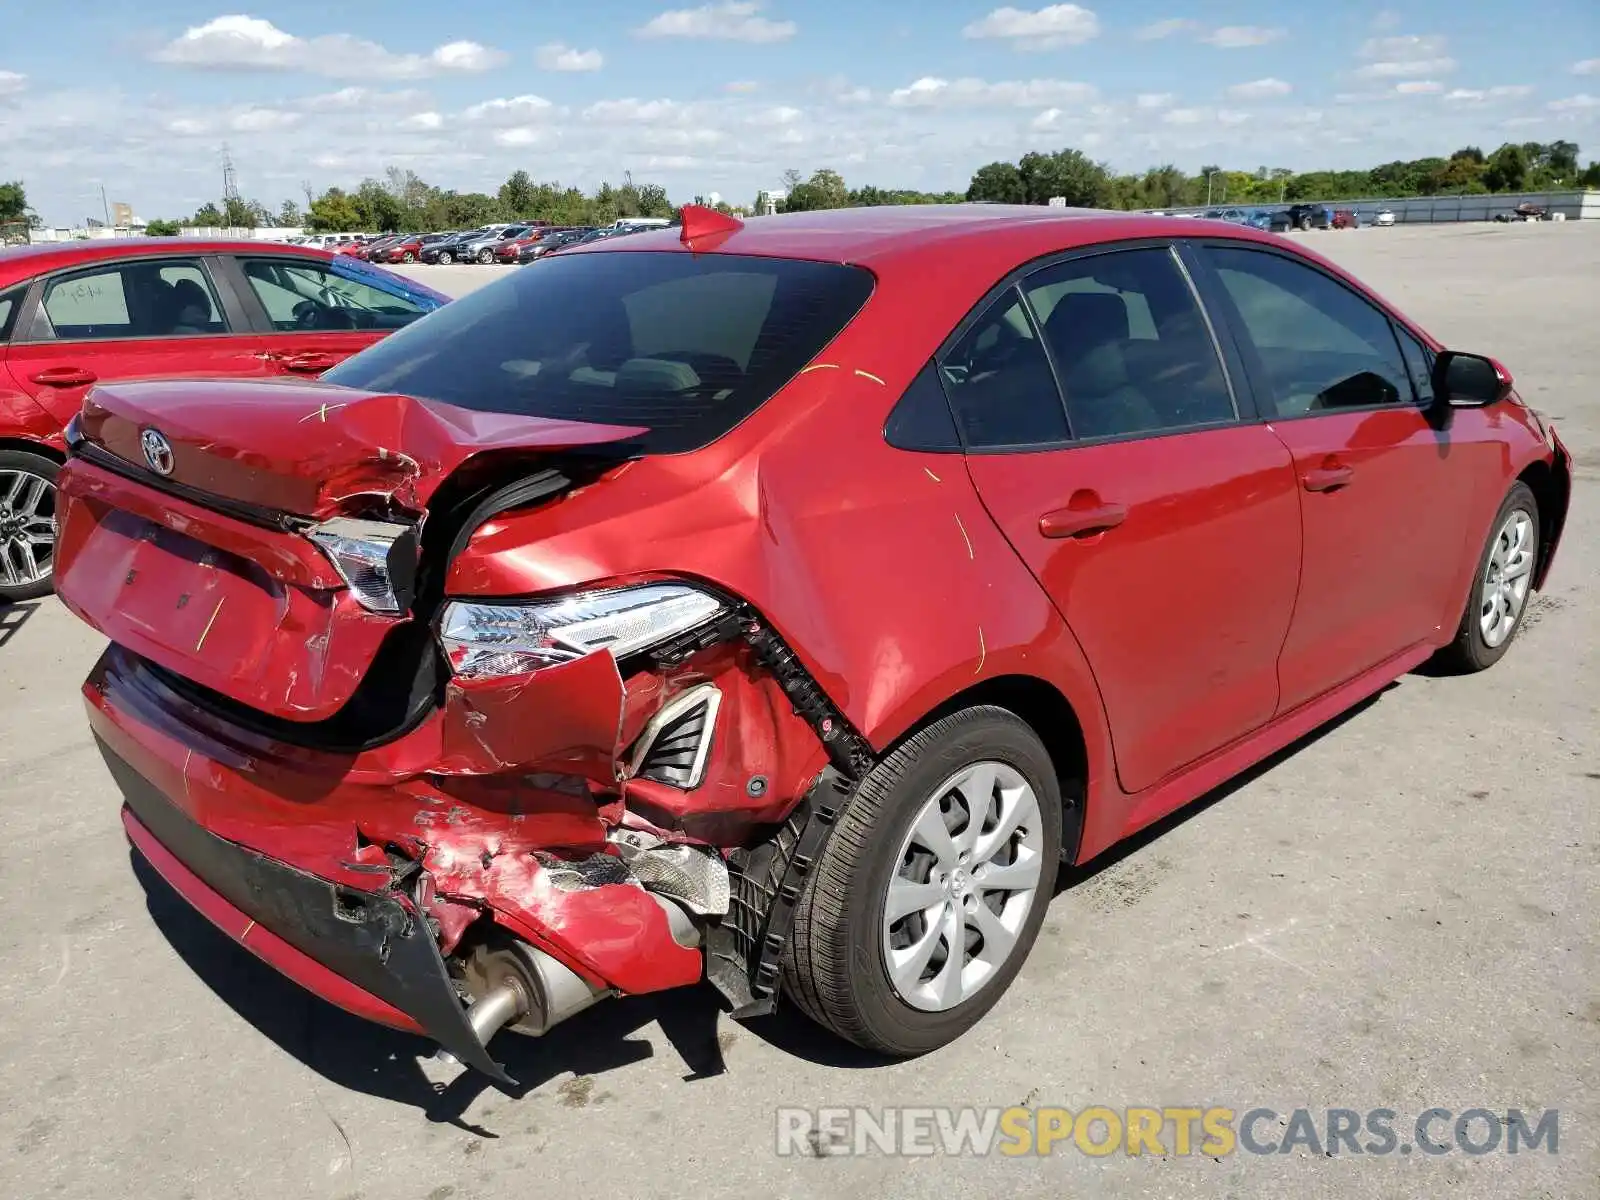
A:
2;2;1597;225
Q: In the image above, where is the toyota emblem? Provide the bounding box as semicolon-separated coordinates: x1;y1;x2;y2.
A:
140;428;175;476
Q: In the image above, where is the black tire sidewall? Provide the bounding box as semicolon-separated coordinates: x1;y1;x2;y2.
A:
0;449;60;603
828;710;1062;1054
1457;482;1539;670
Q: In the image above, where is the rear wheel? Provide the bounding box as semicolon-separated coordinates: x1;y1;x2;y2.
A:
0;450;60;602
402;251;415;263
477;248;493;264
438;251;453;264
783;706;1061;1055
1435;482;1540;673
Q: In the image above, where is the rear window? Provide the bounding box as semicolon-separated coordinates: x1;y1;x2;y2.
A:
322;250;875;454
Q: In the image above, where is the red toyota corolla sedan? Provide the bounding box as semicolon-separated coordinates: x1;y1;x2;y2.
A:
0;239;448;599
51;205;1571;1084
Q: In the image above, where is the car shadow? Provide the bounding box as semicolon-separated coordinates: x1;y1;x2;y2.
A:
0;600;39;649
127;681;1399;1124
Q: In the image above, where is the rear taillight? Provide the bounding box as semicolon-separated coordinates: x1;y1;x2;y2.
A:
438;583;723;679
307;517;418;614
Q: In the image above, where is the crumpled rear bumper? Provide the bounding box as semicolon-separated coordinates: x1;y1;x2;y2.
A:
87;643;707;1082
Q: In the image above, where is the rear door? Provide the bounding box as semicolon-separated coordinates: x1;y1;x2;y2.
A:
218;253;438;376
1187;240;1478;710
954;244;1303;796
3;254;270;432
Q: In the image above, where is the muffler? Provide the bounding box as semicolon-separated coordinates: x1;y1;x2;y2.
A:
437;893;702;1065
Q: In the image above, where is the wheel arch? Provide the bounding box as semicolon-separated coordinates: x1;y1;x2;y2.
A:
0;437;64;462
880;673;1090;863
1516;455;1569;590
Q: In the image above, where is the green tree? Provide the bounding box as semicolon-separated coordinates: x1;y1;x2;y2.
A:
352;178;402;230
0;180;26;223
1017;149;1110;208
1483;143;1529;192
499;169;535;216
190;202;224;226
305;188;363;232
782;168;850;211
221;196;256;227
966;161;1026;204
278;199;303;227
144;218;182;236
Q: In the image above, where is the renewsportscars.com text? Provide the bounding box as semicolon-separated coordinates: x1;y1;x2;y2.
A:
776;1106;1560;1158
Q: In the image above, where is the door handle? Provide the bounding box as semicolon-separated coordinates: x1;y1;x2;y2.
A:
30;367;97;387
1039;499;1127;539
281;353;337;374
1302;464;1354;492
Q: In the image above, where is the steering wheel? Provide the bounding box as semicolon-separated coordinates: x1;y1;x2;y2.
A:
292;300;323;330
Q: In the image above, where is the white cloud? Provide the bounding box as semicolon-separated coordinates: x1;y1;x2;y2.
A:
464;95;555;123
301;87;427;111
635;2;796;43
152;16;507;79
1394;81;1443;95
1549;93;1599;111
0;70;25;97
1444;85;1534;103
1371;10;1401;30
1202;26;1285;49
165;117;211;136
493;128;548;147
400;111;443;130
888;76;1098;108
535;43;603;72
724;80;760;93
962;5;1101;49
1216;108;1249;125
583;97;695;123
1571;59;1600;76
1162;107;1205;125
1354;33;1455;80
229;106;300;132
1032;107;1062;129
1226;78;1291;100
1134;18;1196;40
1135;92;1175;109
747;105;803;125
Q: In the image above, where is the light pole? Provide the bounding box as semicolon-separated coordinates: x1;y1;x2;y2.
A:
1205;169;1222;207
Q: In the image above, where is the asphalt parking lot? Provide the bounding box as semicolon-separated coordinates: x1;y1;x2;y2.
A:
2;221;1595;1200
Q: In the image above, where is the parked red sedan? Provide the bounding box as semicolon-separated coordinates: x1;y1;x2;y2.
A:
52;205;1570;1084
0;239;448;599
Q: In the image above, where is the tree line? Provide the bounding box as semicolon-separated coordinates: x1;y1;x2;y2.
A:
5;138;1597;240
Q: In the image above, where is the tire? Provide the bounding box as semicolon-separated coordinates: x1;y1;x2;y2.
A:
477;249;493;264
783;705;1062;1056
1299;216;1313;231
402;252;415;263
1434;482;1540;674
438;252;453;264
0;449;61;603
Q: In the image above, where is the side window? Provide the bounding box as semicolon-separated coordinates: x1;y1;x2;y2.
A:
884;360;960;451
1393;324;1435;406
0;286;22;341
1205;246;1412;417
241;258;430;332
1022;247;1235;440
33;259;228;341
937;288;1069;449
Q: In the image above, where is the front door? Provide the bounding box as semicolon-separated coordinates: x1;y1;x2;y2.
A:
5;256;271;432
950;245;1303;795
1191;242;1477;711
224;254;437;377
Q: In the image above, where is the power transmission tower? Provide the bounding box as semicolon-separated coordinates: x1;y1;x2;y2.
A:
221;144;240;204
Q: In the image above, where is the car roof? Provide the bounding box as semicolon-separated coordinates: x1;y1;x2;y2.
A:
0;238;335;287
572;204;1292;273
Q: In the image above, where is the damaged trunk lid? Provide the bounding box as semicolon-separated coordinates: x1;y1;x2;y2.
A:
56;379;645;723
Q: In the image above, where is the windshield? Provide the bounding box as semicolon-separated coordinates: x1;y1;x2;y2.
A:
323;249;875;454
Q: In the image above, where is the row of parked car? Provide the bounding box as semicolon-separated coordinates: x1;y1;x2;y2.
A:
1154;203;1398;232
295;218;674;267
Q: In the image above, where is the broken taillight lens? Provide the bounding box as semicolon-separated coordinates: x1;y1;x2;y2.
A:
306;517;418;614
438;583;724;679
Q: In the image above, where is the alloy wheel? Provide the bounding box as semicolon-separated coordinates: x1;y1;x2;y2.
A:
1480;509;1535;648
0;468;57;588
881;760;1045;1012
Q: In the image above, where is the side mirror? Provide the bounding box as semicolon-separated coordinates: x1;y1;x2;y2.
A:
1432;350;1513;408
